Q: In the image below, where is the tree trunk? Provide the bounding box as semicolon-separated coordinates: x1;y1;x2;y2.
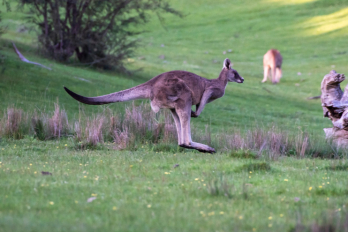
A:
321;70;348;147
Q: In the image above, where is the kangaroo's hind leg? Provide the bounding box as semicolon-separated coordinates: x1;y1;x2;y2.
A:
276;67;282;82
170;109;182;145
262;66;269;83
175;97;215;153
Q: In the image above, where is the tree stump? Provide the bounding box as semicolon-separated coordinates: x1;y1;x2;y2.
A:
321;70;348;147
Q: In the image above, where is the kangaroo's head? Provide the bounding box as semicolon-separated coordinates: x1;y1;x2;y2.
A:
223;58;244;83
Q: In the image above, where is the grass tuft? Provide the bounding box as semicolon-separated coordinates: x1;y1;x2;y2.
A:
206;174;234;198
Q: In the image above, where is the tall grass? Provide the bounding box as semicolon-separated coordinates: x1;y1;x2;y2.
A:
0;102;343;158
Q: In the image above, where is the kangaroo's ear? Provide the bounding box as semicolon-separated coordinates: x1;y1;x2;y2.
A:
223;58;231;70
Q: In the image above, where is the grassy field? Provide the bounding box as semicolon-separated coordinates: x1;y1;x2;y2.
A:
1;0;348;231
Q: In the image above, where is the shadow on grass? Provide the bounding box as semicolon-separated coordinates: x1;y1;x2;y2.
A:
234;162;271;172
230;149;258;159
326;164;348;171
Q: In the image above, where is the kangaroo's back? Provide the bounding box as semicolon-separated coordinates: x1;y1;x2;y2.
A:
263;49;282;68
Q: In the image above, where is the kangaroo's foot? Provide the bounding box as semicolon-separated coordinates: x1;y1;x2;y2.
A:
261;79;267;83
179;142;216;153
191;110;198;118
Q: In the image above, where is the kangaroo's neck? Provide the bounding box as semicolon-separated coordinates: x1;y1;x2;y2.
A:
215;70;228;87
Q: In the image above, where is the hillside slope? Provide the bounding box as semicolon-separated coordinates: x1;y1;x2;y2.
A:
1;0;348;135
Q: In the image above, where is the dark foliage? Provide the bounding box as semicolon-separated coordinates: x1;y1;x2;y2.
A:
19;0;182;69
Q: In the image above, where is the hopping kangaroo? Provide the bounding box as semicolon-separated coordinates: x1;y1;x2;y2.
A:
262;49;283;84
64;58;244;153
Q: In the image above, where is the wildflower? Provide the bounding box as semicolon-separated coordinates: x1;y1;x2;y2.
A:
250;171;252;173
65;144;67;147
238;215;243;220
201;179;204;182
195;178;199;181
147;204;151;208
327;182;330;184
319;186;322;188
113;206;117;210
49;201;54;205
284;179;288;181
56;147;59;148
327;197;330;200
84;176;87;178
129;165;133;168
164;172;170;175
253;228;256;232
219;211;224;215
249;176;251;178
79;164;82;166
75;201;78;204
268;224;272;227
309;187;312;191
208;211;215;216
91;193;97;197
1;148;4;150
34;171;37;174
268;216;272;220
280;214;284;217
203;184;206;186
30;164;32;166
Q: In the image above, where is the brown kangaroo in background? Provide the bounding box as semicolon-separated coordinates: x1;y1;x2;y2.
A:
262;49;282;84
64;58;244;153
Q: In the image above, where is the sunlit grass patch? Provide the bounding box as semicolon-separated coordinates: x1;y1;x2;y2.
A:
264;0;317;5
302;7;348;36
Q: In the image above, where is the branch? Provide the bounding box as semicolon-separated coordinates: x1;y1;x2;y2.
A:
307;95;321;100
12;42;52;70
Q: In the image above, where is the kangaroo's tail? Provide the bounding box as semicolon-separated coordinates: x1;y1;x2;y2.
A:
64;84;150;105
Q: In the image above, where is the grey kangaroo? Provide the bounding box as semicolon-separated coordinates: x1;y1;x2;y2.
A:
64;58;244;153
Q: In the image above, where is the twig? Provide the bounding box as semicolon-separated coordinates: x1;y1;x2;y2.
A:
262;87;272;93
12;42;52;70
307;95;321;100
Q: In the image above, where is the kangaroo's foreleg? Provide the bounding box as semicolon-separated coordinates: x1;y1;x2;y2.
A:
191;90;213;118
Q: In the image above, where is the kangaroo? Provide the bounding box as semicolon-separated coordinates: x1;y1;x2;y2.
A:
64;58;244;153
262;49;282;84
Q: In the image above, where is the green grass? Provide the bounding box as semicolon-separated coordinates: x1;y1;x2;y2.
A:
1;139;348;231
1;0;348;231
